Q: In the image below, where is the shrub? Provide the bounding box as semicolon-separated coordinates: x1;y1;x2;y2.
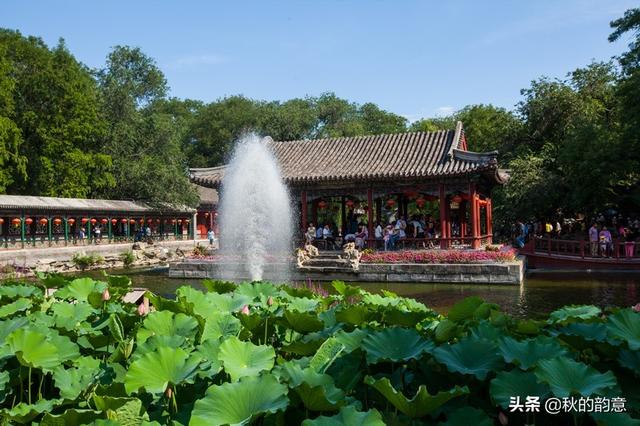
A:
192;244;208;256
71;253;104;270
120;250;135;267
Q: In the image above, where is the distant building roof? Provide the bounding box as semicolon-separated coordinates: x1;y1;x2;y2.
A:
195;185;218;207
190;122;507;188
0;194;195;214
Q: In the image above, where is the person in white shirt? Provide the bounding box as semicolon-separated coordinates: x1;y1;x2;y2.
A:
207;229;216;245
374;222;383;239
306;223;316;244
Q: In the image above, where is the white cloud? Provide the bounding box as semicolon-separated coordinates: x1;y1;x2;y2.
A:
435;106;455;117
401;105;457;123
166;54;228;69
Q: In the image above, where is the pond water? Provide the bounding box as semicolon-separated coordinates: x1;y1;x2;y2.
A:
83;268;640;319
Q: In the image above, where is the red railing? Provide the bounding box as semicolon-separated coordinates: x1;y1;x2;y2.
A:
524;236;639;260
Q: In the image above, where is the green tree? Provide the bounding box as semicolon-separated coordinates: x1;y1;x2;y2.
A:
358;103;407;135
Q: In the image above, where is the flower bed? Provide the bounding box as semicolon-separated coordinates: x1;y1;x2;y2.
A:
361;248;517;264
0;275;637;424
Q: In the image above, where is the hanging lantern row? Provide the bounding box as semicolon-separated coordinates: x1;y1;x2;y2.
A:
54;218;62;225
0;218;4;224
345;199;355;208
317;200;327;209
386;199;396;207
451;195;463;203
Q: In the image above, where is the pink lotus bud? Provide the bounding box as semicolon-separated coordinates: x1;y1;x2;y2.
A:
165;386;173;399
633;303;640;313
240;305;250;315
102;288;111;301
137;303;147;316
498;412;508;425
267;296;273;306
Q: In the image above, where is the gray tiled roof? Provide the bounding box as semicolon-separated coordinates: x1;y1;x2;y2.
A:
0;195;195;213
190;122;503;187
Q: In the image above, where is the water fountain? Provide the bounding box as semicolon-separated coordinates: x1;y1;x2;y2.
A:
217;133;293;281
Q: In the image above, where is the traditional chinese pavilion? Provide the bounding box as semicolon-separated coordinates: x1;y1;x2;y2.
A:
190;122;508;249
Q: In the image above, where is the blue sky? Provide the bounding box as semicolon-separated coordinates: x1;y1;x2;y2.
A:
3;0;637;121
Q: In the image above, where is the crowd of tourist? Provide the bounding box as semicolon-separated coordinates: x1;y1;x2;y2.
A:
513;214;640;258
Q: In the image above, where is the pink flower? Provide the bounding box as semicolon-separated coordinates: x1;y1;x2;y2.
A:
632;303;640;313
267;296;273;306
240;305;250;315
165;386;173;399
137;297;150;316
102;288;111;301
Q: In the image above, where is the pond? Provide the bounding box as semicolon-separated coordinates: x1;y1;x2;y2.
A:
83;268;640;319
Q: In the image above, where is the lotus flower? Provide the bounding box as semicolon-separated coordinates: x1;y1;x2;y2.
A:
633;303;640;313
267;296;273;306
137;297;150;316
165;386;173;399
240;305;250;315
102;288;111;301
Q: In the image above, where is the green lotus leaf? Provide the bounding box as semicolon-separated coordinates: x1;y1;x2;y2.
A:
287;296;320;312
54;277;107;302
40;408;104;425
535;357;617;397
447;296;483;322
362;328;434;364
0;371;9;404
108;313;125;343
133;335;187;359
50;301;96;331
490;369;551;409
335;305;373;326
432;337;503;380
92;395;149;425
7;328;79;370
176;286;218;319
498;336;570;369
333;328;368;353
191;291;251;314
554;322;609;342
548;305;601;323
606;309;640;350
53;356;101;400
281;337;324;355
434;319;460;343
514;318;543;335
136;310;199;344
469;321;502;341
218;336;275;381
0;317;28;343
277;362;345;411
202;279;237;294
439;406;493;426
196;338;222;378
382;307;430;327
310;337;346;373
591;411;640;426
0;298;31;319
1;398;60;423
618;349;640;376
332;281;362;298
124;346;201;395
364;376;469;418
363;293;400;307
235;282;280;299
189;375;288;426
0;284;41;300
284;310;325;333
201;311;241;342
301;405;385;425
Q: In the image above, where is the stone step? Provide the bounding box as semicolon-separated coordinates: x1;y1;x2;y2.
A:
305;258;351;266
297;265;357;274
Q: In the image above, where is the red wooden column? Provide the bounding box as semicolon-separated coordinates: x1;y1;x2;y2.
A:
486;197;493;244
301;190;307;236
367;188;374;247
470;182;480;249
439;183;449;249
459;201;467;242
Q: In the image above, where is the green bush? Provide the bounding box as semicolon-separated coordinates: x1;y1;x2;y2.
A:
71;253;104;270
120;250;135;267
192;244;208;256
0;276;637;424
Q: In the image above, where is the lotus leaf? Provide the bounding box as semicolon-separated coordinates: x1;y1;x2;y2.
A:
0;317;28;343
310;337;346;373
201;311;241;341
447;296;483;322
218;336;275;381
0;284;41;300
40;408;104;425
363;293;400;307
50;301;95;331
189;374;288;426
301;405;385;425
277;362;345;411
281;336;325;355
332;281;362;298
7;328;79;370
432;337;503;379
202;279;237;294
383;307;429;327
132;335;187;360
362;328;434;364
438;406;493;426
606;309;640;350
124;346;201;395
196;338;222;378
548;305;601;323
0;297;32;320
1;398;60;423
0;371;9;404
176;286;217;318
53;356;101;400
490;369;550;409
332;328;368;353
335;305;372;325
434;319;459;343
54;277;107;302
235;282;280;299
364;376;469;418
555;322;609;342
498;336;569;369
618;349;640;376
288;296;320;312
469;321;502;341
284;310;325;333
92;395;149;425
136;310;199;344
535;357;617;397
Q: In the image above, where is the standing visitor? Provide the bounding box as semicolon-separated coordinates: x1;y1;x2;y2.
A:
545;221;553;236
374;222;383;240
623;227;636;258
599;226;613;257
94;225;101;244
555;220;562;237
588;223;599;257
322;224;337;250
515;220;526;248
355;225;368;250
207;228;216;245
306;223;316;244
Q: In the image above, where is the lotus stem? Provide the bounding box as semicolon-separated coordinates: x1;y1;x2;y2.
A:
28;367;32;405
264;317;268;345
38;372;44;400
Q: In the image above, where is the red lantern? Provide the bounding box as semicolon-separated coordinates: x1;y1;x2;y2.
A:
90;218;97;225
81;218;89;224
318;200;327;209
0;218;4;224
68;218;76;225
345;200;355;208
120;218;127;223
139;219;144;224
452;195;463;203
25;218;33;225
147;219;153;224
185;219;190;223
170;219;176;224
386;199;396;207
204;212;209;217
130;219;136;224
11;218;21;225
177;219;182;224
101;218;108;224
111;218;118;224
39;218;48;225
416;197;426;208
156;219;160;223
53;218;62;225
